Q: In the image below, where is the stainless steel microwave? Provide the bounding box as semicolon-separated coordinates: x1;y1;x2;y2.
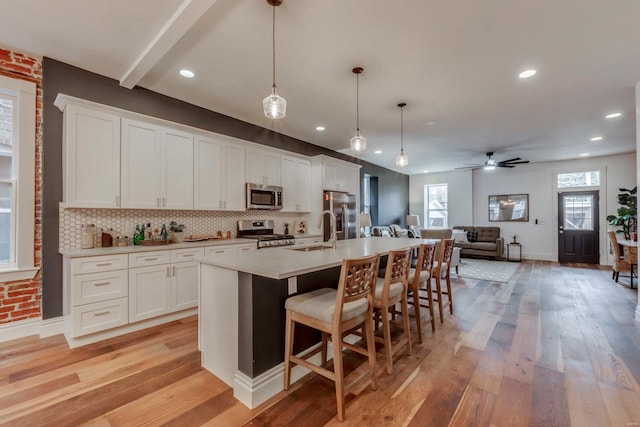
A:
246;183;283;210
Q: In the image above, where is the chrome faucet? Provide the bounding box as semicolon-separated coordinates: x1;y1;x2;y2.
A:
318;210;337;249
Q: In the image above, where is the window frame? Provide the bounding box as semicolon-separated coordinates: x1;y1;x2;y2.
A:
424;183;448;229
0;74;36;281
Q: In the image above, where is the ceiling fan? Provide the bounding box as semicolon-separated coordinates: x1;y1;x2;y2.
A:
456;152;530;170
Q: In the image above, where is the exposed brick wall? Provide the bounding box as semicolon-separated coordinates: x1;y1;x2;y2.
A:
0;48;43;324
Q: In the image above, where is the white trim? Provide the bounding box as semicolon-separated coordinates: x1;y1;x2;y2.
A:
39;316;65;338
0;267;39;282
0;317;41;343
636;304;640;323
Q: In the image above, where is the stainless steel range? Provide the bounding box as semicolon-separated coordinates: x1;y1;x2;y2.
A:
237;220;295;249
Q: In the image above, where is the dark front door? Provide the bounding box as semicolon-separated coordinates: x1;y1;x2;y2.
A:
558;190;599;263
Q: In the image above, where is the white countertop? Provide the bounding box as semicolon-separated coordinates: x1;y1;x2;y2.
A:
200;237;430;280
60;238;256;257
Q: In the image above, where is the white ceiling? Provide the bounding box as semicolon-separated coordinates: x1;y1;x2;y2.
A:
2;0;640;174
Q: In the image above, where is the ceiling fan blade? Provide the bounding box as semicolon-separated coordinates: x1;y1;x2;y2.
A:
455;165;481;170
497;164;515;168
504;160;530;165
500;157;521;163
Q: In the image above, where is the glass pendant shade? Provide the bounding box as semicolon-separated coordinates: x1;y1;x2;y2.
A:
263;86;286;119
396;151;409;167
350;130;366;152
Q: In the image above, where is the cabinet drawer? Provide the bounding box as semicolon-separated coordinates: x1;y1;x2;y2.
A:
205;246;235;257
71;270;128;306
129;250;171;268
71;297;128;337
171;247;204;262
71;254;128;275
236;243;256;253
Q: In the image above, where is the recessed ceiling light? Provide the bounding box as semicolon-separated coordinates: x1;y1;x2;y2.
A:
580;153;590;157
425;120;437;127
590;136;603;141
179;69;195;78
315;126;325;131
518;69;537;79
423;170;429;173
605;112;622;119
374;150;382;154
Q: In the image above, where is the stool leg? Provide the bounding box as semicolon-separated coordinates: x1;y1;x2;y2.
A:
434;276;444;323
426;279;436;332
411;282;423;343
332;330;345;422
401;292;412;355
321;332;328;367
381;307;393;374
446;273;453;314
284;310;294;390
364;313;378;391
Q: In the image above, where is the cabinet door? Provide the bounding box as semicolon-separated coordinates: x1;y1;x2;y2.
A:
221;142;246;211
323;162;339;191
194;135;223;210
129;265;172;322
246;148;281;186
344;166;360;194
121;119;162;208
281;156;297;211
173;261;199;311
64;105;121;208
162;128;193;209
295;159;312;211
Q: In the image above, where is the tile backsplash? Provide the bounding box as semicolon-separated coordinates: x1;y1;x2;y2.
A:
59;204;312;249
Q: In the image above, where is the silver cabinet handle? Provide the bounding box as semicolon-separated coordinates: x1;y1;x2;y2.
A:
94;281;110;286
94;311;110;316
166;267;171;277
182;254;194;257
172;266;176;276
96;263;112;267
144;257;158;261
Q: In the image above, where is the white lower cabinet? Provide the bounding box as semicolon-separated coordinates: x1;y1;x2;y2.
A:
128;247;204;323
294;236;323;245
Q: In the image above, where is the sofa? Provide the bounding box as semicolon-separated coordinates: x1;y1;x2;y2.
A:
420;228;461;274
372;224;416;238
452;226;504;259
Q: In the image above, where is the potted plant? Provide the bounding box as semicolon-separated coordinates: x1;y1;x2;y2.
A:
511;234;519;244
607;186;637;240
169;221;186;243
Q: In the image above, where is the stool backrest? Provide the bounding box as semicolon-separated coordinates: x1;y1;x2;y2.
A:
414;242;437;284
335;254;380;322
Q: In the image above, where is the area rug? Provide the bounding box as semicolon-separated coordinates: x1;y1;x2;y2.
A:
457;259;518;283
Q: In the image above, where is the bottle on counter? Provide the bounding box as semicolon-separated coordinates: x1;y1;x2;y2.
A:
81;224;95;249
160;224;168;241
134;225;143;245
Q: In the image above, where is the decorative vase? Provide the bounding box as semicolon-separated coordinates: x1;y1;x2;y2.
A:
170;231;185;243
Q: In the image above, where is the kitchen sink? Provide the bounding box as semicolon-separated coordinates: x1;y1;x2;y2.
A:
289;245;332;252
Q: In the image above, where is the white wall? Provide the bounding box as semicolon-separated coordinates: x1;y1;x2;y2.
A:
409;170;473;228
410;153;635;263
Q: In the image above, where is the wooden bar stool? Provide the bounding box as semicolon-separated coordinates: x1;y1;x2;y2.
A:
408;242;437;341
284;254;380;422
432;238;455;322
373;247;412;374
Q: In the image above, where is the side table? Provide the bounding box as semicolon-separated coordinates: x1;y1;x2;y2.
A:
507;243;522;262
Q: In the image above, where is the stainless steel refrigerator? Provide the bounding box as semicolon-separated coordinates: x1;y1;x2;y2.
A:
322;191;357;241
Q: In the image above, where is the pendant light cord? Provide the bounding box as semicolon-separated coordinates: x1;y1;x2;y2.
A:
356;72;360;132
400;104;404;154
272;5;276;89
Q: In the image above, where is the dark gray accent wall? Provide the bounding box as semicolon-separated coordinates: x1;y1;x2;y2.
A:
42;58;409;319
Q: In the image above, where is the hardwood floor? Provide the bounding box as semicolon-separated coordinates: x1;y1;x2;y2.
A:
1;260;639;426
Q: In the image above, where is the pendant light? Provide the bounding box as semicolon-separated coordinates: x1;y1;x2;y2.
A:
263;0;286;119
395;102;408;167
350;67;366;152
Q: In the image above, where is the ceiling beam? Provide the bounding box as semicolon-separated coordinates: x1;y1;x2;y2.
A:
119;0;218;89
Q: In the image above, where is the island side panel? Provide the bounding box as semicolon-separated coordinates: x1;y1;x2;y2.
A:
239;266;342;378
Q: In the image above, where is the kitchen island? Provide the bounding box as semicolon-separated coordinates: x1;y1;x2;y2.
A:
198;236;429;408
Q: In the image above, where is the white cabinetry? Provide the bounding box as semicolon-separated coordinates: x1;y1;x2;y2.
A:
281;156;311;212
66;254;129;337
246;147;281;186
61;103;121;208
322;157;360;194
121;119;194;209
128;248;203;323
294;236;323;245
194;134;246;211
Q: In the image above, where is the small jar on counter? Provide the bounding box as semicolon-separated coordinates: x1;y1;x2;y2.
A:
81;224;95;249
101;228;114;247
114;235;130;247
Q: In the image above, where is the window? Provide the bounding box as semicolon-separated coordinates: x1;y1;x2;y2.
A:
0;75;36;279
424;183;448;228
557;171;600;188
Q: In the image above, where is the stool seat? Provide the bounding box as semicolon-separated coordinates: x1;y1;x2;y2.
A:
374;277;404;301
285;288;369;324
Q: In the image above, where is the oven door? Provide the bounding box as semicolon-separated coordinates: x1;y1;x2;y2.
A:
246;183;283;210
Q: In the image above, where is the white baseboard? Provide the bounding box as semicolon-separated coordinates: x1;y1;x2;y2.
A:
636;304;640;324
0;317;41;343
40;317;65;337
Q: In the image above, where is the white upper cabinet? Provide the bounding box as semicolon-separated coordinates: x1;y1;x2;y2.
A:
281;156;311;212
246;147;281;186
321;157;360;194
194;134;246;211
121;119;193;209
61;104;121;208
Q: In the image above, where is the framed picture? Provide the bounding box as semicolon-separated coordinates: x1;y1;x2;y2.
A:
489;194;529;222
